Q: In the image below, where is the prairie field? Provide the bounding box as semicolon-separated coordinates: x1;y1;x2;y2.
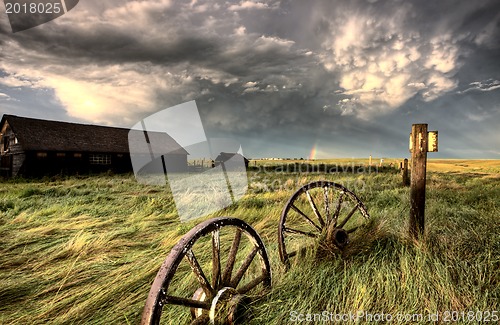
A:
0;159;498;324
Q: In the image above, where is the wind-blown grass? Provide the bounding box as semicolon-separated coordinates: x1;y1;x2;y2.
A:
0;163;498;324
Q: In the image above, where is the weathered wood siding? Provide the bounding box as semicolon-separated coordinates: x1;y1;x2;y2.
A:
1;121;26;177
21;151;135;176
12;153;26;177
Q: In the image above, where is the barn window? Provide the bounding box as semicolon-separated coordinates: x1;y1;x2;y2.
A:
89;154;111;165
57;153;66;158
37;152;48;158
14;137;18;144
74;153;82;158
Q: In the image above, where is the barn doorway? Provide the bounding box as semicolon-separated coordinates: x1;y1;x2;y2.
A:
0;155;12;177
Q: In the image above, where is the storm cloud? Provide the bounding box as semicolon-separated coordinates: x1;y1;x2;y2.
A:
0;0;499;158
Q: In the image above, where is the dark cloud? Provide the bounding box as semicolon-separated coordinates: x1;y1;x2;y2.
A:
0;0;498;158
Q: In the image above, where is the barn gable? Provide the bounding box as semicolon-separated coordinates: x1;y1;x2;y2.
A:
214;152;249;168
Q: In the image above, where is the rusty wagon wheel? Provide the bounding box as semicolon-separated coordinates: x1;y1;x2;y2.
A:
142;217;271;325
278;181;370;267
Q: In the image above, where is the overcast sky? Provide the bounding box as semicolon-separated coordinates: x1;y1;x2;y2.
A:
0;0;499;158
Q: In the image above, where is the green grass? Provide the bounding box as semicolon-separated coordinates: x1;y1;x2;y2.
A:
0;162;498;324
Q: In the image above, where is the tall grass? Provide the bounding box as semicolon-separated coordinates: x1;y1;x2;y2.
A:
0;164;498;324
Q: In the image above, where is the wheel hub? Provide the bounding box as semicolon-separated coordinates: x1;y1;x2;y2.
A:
209;287;250;324
327;227;349;249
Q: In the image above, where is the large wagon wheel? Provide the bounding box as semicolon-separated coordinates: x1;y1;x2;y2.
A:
278;181;370;267
142;217;271;325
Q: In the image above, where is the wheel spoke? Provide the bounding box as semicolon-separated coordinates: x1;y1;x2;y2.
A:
284;226;318;238
332;191;345;226
237;273;268;294
337;204;359;229
346;226;359;233
211;230;221;290
323;186;330;222
185;250;213;298
190;314;210;325
291;204;322;232
230;246;259;288
306;190;325;227
163;295;211;310
222;228;242;286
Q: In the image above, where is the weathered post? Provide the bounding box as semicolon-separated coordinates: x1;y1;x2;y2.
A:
369;155;372;166
409;124;427;239
402;158;410;186
409;124;438;239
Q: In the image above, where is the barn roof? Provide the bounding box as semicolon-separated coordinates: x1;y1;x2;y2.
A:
0;114;188;155
215;152;249;162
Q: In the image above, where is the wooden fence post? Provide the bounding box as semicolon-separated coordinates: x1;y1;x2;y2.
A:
402;158;410;186
409;124;428;239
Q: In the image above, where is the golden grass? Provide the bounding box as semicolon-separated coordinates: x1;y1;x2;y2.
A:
0;164;498;324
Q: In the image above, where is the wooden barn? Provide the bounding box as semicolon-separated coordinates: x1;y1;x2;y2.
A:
214;152;250;168
0;114;188;177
